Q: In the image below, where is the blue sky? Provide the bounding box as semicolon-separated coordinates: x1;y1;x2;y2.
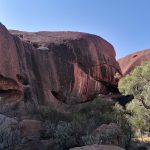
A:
0;0;150;58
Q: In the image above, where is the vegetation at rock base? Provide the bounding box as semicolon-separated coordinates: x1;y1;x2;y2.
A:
118;62;150;147
3;63;149;150
3;62;150;150
36;96;132;150
119;61;150;110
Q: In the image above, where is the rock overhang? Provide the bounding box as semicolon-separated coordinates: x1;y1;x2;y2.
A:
0;23;121;104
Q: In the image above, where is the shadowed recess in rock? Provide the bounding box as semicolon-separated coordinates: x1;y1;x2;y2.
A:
0;74;23;102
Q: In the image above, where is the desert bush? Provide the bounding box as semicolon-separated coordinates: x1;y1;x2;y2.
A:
38;105;71;124
76;96;116;126
0;115;21;149
113;103;133;148
80;103;132;148
42;121;84;150
39;96;132;149
65;92;82;104
54;121;82;149
82;123;123;146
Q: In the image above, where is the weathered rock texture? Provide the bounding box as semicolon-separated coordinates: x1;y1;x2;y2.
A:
118;49;150;75
0;23;121;105
70;144;124;150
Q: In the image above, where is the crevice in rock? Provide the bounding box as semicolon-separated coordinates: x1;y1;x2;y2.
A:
0;89;22;100
0;75;23;102
51;90;63;100
132;55;138;58
32;42;39;48
16;74;28;85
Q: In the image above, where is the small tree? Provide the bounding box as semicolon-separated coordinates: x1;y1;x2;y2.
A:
118;61;150;109
118;62;150;136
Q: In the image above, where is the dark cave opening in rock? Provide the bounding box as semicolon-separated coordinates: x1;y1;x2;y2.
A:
0;89;22;101
0;75;23;101
0;89;14;97
132;54;138;58
16;74;28;85
51;91;62;100
32;42;41;48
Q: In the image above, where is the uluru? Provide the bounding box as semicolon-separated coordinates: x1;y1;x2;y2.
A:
0;23;121;106
0;1;150;149
118;49;150;75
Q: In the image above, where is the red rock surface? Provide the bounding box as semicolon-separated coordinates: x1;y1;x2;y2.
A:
118;49;150;75
0;23;121;105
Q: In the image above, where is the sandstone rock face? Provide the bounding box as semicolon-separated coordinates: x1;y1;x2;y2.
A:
0;23;121;105
70;144;124;150
118;49;150;75
0;24;23;105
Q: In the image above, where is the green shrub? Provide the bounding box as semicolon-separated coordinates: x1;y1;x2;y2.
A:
38;105;71;124
76;96;115;126
118;62;150;137
113;103;133;148
39;96;131;149
42;121;83;150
